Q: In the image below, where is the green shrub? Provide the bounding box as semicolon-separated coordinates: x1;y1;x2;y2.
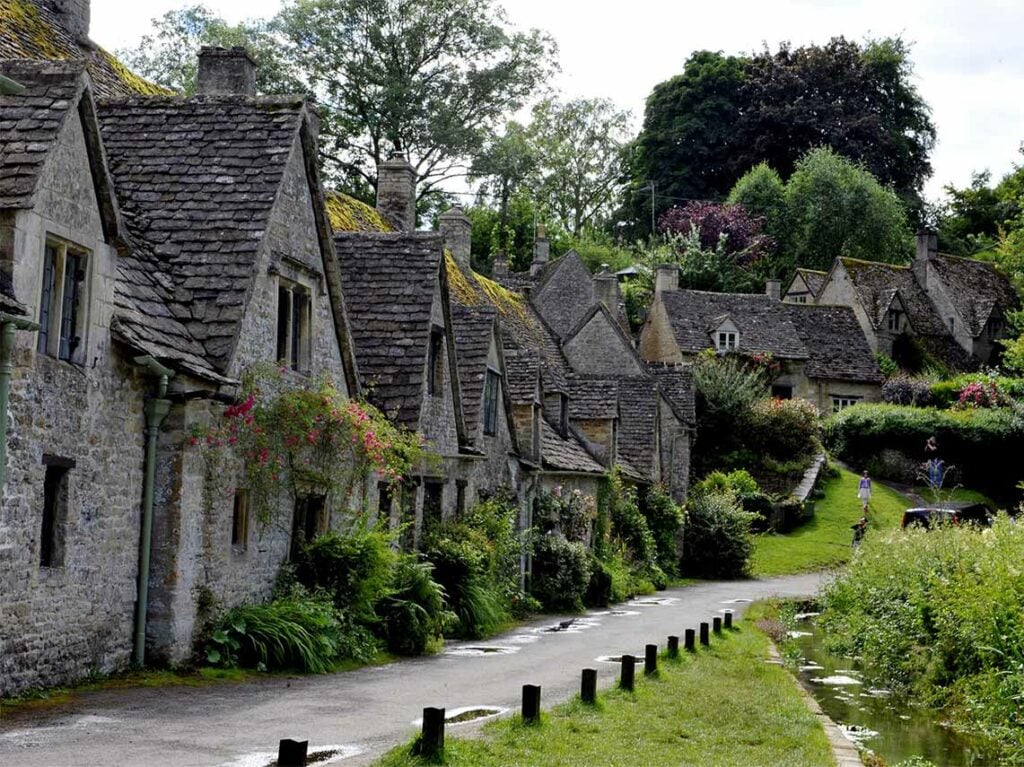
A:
529;533;592;612
585;552;614;607
295;529;395;622
680;491;758;579
747;397;820;459
642;485;684;578
206;594;342;673
378;558;452;655
820;518;1024;761
692;353;769;474
929;374;1024;409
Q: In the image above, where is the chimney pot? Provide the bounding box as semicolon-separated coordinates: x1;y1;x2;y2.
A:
439;205;472;270
594;267;619;313
197;46;256;96
530;224;550;276
765;279;781;301
655;264;679;294
492;250;509;279
52;0;90;42
376;152;417;232
916;229;938;262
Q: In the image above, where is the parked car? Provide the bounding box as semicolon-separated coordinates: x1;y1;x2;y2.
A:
900;503;994;530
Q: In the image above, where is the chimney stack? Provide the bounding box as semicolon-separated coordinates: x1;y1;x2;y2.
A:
765;279;781;301
530;224;550;276
52;0;90;43
492;250;509;279
916;229;938;262
654;264;679;294
196;47;256;96
376;152;417;232
438;206;472;270
593;265;620;314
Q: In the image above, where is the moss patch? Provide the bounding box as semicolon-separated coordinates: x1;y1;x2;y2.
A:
325;191;392;233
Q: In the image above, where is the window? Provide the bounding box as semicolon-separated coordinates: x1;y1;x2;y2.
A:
887;309;903;332
716;331;737;352
427;326;445;395
38;241;87;363
377;482;393;520
792;295;807;304
771;385;793;400
988;316;1003;340
231;490;249;551
40;456;73;568
483;369;500;436
949;317;956;334
423;479;443;536
532;403;541;460
832;395;862;413
289;494;325;560
276;279;311;372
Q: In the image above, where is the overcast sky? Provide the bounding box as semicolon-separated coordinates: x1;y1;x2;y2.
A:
91;0;1024;202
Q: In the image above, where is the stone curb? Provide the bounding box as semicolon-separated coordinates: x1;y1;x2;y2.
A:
767;643;864;767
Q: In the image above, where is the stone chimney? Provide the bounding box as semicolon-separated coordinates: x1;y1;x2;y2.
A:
916;229;938;262
492;250;509;279
530;224;550;276
765;279;781;301
376;152;417;232
196;47;256;96
438;206;472;270
593;265;619;313
52;0;90;42
654;264;679;294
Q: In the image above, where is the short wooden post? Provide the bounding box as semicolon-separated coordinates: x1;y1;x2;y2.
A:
522;684;542;724
645;644;658;675
581;668;597;704
724;610;733;630
699;622;710;646
277;739;308;767
684;628;696;652
713;616;722;635
418;707;445;757
667;635;680;657
619;654;635;691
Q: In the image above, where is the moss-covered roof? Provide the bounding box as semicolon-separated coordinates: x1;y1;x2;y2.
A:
0;0;170;98
324;190;391;233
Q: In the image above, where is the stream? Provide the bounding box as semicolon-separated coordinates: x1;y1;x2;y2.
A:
790;614;997;766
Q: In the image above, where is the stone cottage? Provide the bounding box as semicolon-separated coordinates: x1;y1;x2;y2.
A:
640;267;883;412
782;268;827;304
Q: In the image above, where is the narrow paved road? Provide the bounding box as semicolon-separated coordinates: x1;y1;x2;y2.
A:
0;574;825;767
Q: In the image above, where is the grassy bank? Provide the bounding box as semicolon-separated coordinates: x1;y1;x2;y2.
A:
750;467;911;577
374;620;835;767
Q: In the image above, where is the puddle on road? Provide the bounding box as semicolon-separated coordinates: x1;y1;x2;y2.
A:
721;598;752;604
218;744;364;767
587;609;639;618
444;645;519;657
530;617;602;635
594;654;643;664
411;706;508;727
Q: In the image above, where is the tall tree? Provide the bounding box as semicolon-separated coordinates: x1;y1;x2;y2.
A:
529;96;632;236
468;121;538;255
726;162;786;243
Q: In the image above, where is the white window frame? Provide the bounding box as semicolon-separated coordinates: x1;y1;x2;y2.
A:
831;395;862;413
716;331;737;352
37;237;89;364
887;309;902;332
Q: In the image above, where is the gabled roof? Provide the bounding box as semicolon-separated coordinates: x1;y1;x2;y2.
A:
837;258;947;336
568;375;619;420
325;190;391;233
540;419;605;475
646;363;697;426
530;250;595;339
787;268;827;299
929;254;1020;337
0;0;170;98
784;304;883;384
615;376;661;476
97;95;310;370
660;289;808;359
451;302;497;439
335;232;443;428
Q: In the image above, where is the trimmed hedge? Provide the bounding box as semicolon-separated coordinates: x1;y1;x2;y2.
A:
824;404;1024;500
929;375;1024;409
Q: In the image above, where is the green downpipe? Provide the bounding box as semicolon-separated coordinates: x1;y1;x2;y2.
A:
132;356;174;667
0;314;39;495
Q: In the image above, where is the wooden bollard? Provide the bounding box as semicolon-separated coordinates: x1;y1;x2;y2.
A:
713;616;722;635
699;622;710;646
684;628;696;652
724;610;733;630
418;707;445;757
522;684;542;724
619;654;635;691
278;739;308;767
667;635;680;658
645;644;658;675
581;668;597;704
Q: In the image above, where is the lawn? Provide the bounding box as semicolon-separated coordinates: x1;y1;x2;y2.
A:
374;621;835;767
749;467;911;577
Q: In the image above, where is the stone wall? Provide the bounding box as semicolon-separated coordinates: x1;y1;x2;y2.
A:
562;312;644;376
816;265;884;354
638;298;684;363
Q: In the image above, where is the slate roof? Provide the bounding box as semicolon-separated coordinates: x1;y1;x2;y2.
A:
540;419;605;475
615;376;661;476
0;0;170;98
335;232;442;428
568;376;619;420
930;254;1020;337
0;59;81;209
451;302;497;440
324;189;391;233
784;304;883;384
838;258;947;336
661;289;808;359
646;363;697;426
97;95;308;370
790;268;827;299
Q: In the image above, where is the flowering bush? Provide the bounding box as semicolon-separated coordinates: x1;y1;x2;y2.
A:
747;397;820;459
535;486;597;543
193;368;425;522
882;374;932;406
955;380;1008;410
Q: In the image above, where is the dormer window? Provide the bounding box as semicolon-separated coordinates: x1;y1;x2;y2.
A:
277;279;312;372
716;331;737;352
38;240;88;364
483;368;500;436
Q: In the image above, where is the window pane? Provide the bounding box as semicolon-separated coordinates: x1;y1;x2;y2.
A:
484;370;499;435
38;246;57;354
277;286;291;363
58;253;81;361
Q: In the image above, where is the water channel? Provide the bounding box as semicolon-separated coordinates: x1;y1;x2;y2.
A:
791;615;997;766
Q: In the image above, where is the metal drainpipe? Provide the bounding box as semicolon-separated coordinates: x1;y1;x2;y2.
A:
132;355;174;667
0;313;39;495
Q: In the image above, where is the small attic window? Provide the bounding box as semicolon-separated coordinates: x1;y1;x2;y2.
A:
428;326;445;395
483;368;500;436
38;239;88;364
887;309;903;332
277;278;312;372
716;331;737;353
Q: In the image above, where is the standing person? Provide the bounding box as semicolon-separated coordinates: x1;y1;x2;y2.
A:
857;470;872;513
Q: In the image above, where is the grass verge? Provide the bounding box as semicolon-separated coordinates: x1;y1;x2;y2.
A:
750;467;911;577
373;620;835;767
